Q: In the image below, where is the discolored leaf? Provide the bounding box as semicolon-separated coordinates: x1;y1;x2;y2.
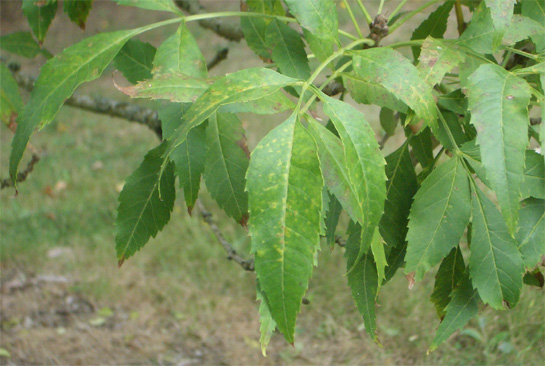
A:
115;142;176;265
467;64;532;234
516;198;545;269
430;246;466;318
283;0;338;43
247;113;323;343
522;0;545;52
113;39;156;84
0;32;43;58
418;38;465;86
219;90;295;115
405;158;472;282
485;0;515;31
63;0;93;29
501;15;545;46
22;0;58;44
470;186;525;309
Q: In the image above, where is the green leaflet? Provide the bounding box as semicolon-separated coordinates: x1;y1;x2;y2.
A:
409;127;434;169
0;64;24;125
159;103;205;212
437;89;467;115
345;222;380;344
0;32;43;58
247;113;323;344
218;90;295;115
516;198;545;269
325;192;342;249
484;0;515;31
379;142;418;280
379;108;397;136
22;0;57;44
9;27;148;184
405;158;472;282
113;39;156;84
265;19;311;80
283;0;338;43
303;29;334;65
240;0;284;60
63;0;93;29
524;268;545;288
113;0;181;14
470;186;525;309
116;73;215;102
411;0;454;59
351;48;437;132
457;2;503;53
153;24;207;78
370;228;387;289
541;75;545;161
418;38;465;87
521;150;545;199
205;112;249;225
256;281;277;356
467;64;531;234
320;93;386;267
501;15;545;46
435;110;467;152
115;142;176;265
430;246;466;318
428;272;479;353
522;0;545;52
163;68;299;165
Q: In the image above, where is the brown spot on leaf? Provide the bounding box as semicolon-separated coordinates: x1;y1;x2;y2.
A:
406;272;415;290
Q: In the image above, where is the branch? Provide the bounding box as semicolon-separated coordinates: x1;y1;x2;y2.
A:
174;0;244;41
1;153;40;190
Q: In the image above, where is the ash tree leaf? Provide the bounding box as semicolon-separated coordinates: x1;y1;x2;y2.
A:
418;38;465;87
411;0;454;59
0;32;43;58
113;39;156;84
247;113;323;344
379;108;397;136
409;127;434;169
325;192;342;249
116;73;215;103
153;24;207;78
501;15;545;46
303;29;334;65
63;0;93;30
430;246;466;318
435;110;467;152
370;228;387;289
470;186;525;309
457;2;503;53
218;90;295;115
516;198;545;269
379;142;418;281
205;112;249;225
283;0;339;43
115;142;176;266
265;19;311;80
0;64;24;125
10;28;144;184
428;272;479;353
159;103;206;212
521;150;545;199
485;0;515;31
405;158;472;282
113;0;181;14
240;0;284;60
22;0;58;45
522;0;545;52
256;281;277;357
467;64;532;234
351;48;437;132
319;93;387;267
345;222;380;344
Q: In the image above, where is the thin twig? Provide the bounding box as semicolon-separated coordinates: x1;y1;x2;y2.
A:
1;154;40;190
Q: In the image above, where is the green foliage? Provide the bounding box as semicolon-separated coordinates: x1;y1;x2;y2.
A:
3;0;545;356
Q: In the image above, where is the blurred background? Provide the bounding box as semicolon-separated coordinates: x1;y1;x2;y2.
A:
1;1;543;364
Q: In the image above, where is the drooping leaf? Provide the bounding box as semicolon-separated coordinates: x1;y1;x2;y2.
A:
205;112;249;225
115;142;176;265
153;24;207;78
379;142;418;280
113;39;156;84
324;192;342;249
418;38;465;86
485;0;515;31
457;2;502;53
470;186;525;309
430;246;466;318
22;0;58;45
63;0;93;29
405;158;472;282
256;281;277;356
522;0;545;52
351;48;437;132
345;222;380;343
0;64;24;125
113;0;181;14
283;0;338;43
265;19;310;80
10;28;146;183
411;0;454;59
521;150;545;199
516;198;545;269
0;32;43;58
467;64;531;234
428;272;479;353
501;15;545;46
116;73;215;102
247;113;323;343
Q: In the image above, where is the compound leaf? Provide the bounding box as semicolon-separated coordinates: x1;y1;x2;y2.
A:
115;142;176;265
405;158;471;282
113;39;156;84
516;198;545;269
247;114;323;344
467;64;531;234
283;0;338;43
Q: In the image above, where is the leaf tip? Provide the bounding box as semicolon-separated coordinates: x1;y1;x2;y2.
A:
187;206;193;216
117;257;125;268
240;214;249;229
